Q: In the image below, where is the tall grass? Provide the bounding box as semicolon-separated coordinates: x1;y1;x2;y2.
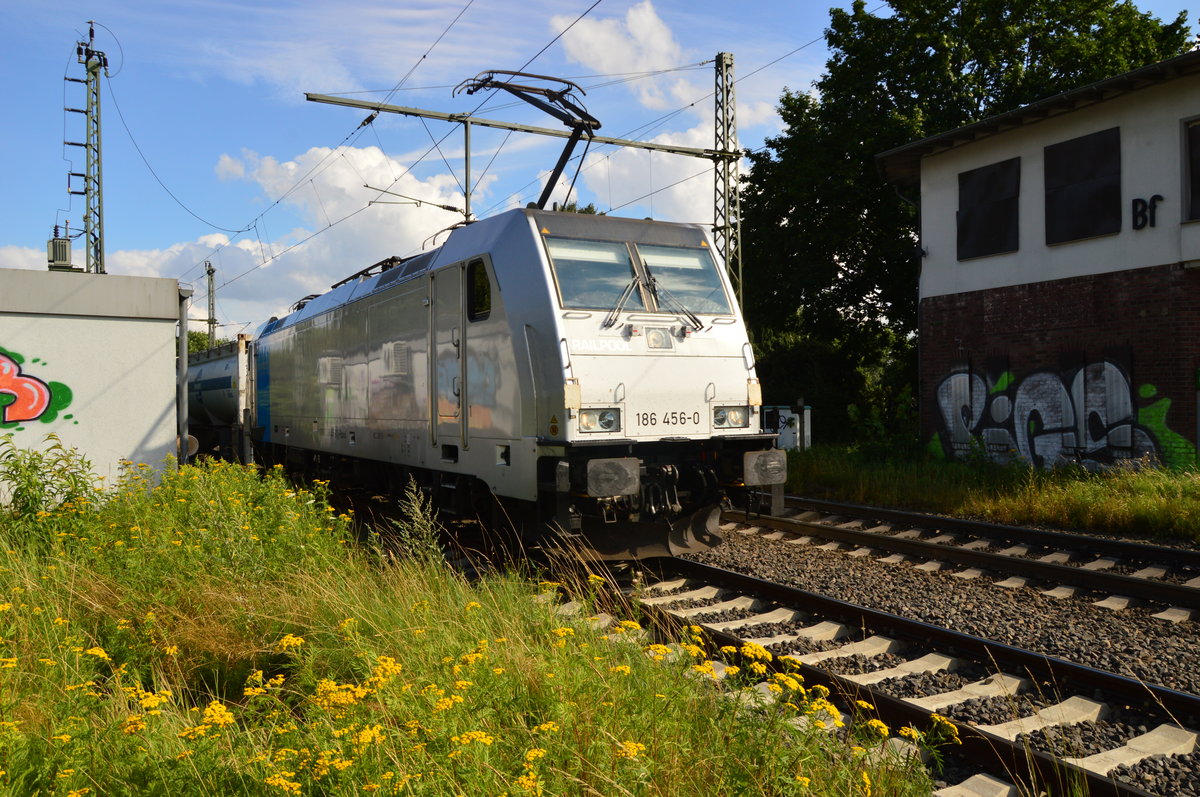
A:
0;444;937;795
788;446;1200;542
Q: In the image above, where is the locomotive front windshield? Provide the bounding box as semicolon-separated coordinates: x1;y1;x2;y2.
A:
637;244;732;315
545;237;732;315
545;239;647;311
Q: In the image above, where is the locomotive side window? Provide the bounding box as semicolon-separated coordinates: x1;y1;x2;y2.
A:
467;259;491;321
545;238;645;311
636;244;733;315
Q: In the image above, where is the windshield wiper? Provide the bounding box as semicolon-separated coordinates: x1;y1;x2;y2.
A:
602;277;640;328
642;263;703;331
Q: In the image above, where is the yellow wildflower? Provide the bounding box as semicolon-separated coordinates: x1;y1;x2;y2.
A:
354;724;386;746
375;656;402;678
865;718;889;738
739;641;772;662
273;633;305;653
452;730;494;746
84;647;110;661
515;772;542;793
615;740;646;759
202;701;235;727
265;772;302;794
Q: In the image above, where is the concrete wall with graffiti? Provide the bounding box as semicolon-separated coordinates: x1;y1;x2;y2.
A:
0;269;183;486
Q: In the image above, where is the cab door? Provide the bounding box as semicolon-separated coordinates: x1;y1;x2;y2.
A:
431;263;465;451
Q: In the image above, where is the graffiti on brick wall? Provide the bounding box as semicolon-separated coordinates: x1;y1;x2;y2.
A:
0;348;76;430
934;359;1194;469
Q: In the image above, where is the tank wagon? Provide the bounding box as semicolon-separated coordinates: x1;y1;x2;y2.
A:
196;208;786;556
187;334;253;463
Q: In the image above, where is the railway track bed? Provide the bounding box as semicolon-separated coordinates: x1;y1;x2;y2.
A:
617;502;1200;795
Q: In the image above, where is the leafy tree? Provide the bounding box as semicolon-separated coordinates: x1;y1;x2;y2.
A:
741;0;1191;443
187;330;230;354
557;200;604;214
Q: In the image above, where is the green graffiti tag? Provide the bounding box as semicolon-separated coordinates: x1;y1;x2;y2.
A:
990;371;1015;394
1136;385;1197;469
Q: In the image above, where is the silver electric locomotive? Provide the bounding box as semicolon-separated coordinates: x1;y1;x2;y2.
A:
211;207;786;556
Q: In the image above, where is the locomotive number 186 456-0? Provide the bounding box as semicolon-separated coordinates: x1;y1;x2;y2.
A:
636;411;701;427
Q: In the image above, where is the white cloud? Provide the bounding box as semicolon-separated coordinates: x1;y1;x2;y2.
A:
0;246;45;271
180;143;481;325
581;122;717;224
215;155;245;181
178;1;557;101
738;99;782;132
553;0;696;111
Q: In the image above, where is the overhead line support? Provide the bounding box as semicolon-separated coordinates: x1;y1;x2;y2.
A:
306;53;742;287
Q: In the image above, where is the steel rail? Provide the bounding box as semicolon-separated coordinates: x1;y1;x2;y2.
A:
646;556;1182;797
784;495;1200;570
722;509;1200;610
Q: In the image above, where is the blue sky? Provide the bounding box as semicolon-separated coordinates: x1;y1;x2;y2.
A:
1;1;1193;331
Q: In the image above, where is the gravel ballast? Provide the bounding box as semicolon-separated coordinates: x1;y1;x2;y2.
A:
684;532;1200;700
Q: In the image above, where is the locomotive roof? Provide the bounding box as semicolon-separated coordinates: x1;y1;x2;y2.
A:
257;208;715;337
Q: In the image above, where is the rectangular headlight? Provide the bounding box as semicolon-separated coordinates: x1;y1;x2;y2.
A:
579;408;621;433
713;406;750;428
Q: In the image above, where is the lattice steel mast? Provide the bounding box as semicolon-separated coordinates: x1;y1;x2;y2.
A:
713;52;742;305
65;22;109;274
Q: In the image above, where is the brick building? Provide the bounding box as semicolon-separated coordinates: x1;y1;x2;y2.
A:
878;50;1200;468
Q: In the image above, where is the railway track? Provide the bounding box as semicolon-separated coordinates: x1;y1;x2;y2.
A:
629;555;1200;796
734;496;1200;619
358;485;1200;791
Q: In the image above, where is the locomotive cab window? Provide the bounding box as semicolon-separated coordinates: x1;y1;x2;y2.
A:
467;259;491;321
545;238;646;311
635;244;732;315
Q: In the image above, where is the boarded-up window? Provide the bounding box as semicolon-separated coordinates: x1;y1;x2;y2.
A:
1044;127;1121;245
957;157;1020;260
1189;121;1200;221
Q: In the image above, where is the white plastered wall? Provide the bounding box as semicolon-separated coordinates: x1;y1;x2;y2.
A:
919;76;1200;299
